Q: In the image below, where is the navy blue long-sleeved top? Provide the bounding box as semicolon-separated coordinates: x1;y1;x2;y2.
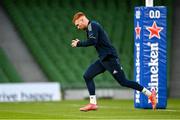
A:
77;21;118;61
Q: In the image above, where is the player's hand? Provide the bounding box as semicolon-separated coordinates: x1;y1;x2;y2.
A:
71;39;80;47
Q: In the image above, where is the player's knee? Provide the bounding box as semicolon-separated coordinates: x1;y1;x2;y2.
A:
83;73;92;81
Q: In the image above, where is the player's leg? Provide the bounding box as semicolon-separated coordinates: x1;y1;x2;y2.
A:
102;56;157;109
102;56;143;91
80;60;106;111
83;60;106;98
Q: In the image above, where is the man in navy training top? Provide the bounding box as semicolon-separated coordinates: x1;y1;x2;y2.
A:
71;12;157;111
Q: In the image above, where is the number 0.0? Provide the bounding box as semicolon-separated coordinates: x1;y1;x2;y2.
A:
149;10;160;19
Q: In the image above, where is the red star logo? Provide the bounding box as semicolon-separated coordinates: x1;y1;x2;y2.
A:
135;22;141;39
146;21;163;39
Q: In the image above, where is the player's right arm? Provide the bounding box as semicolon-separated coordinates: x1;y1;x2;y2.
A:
72;22;98;47
71;38;96;48
71;39;80;48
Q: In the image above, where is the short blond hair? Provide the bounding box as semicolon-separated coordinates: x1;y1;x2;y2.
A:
72;12;85;23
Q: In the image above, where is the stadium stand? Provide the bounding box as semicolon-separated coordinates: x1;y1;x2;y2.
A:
2;0;172;89
0;48;22;83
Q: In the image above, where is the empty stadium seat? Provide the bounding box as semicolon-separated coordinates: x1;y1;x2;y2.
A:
0;48;22;83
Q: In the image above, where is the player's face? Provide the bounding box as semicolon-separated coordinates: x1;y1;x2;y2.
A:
75;16;86;30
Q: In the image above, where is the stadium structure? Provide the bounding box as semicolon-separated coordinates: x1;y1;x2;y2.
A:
0;0;178;100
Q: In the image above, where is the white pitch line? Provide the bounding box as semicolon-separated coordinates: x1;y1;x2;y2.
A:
156;109;179;112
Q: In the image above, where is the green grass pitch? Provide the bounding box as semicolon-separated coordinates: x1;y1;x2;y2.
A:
0;99;179;119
